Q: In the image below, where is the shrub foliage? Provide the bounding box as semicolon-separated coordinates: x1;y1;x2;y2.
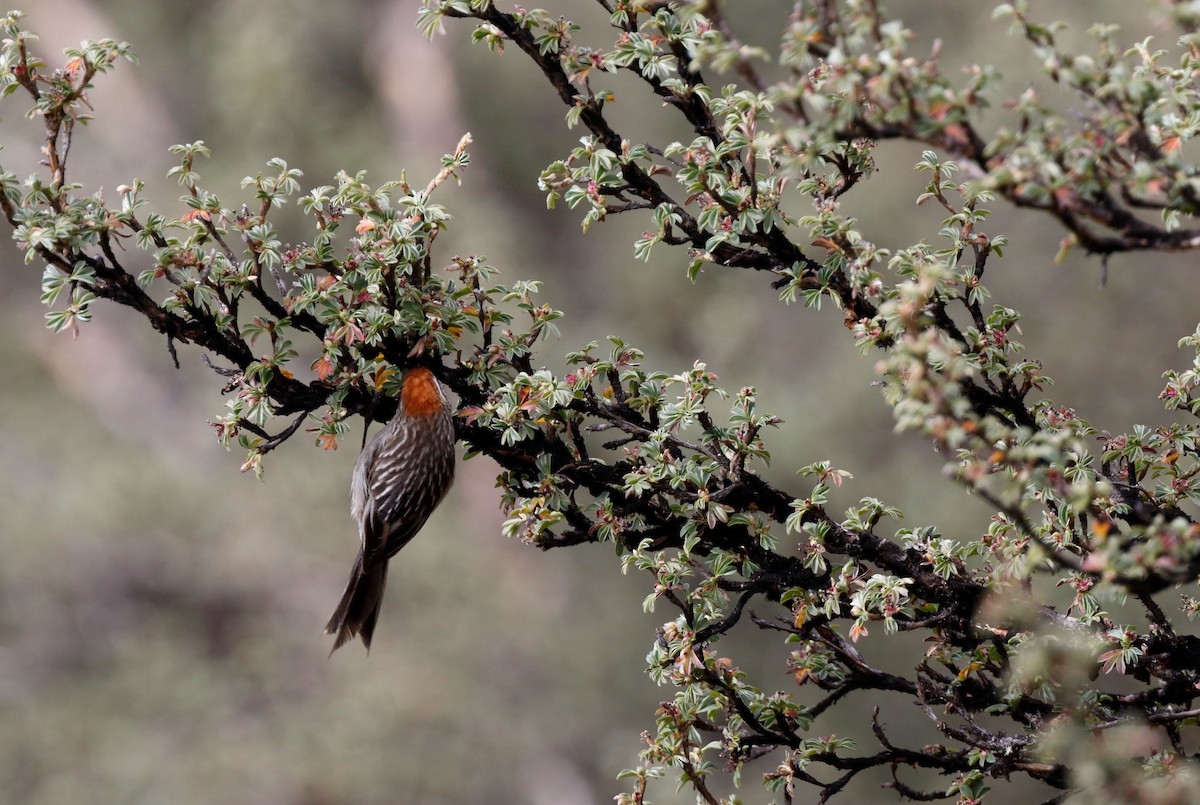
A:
8;2;1200;801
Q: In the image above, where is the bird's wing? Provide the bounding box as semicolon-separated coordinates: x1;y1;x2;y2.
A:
359;410;456;570
350;450;374;530
361;424;418;568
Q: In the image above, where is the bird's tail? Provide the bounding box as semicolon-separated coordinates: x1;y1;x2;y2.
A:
325;552;388;654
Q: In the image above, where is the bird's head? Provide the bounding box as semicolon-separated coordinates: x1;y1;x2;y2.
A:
400;366;445;418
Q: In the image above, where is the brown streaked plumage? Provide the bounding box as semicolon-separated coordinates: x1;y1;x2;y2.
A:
325;367;455;652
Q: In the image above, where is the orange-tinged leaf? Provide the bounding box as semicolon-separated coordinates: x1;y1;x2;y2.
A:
374;367;395;391
458;405;486;424
927;100;952;121
1053;187;1080;207
941;123;971;150
674;647;698;676
956;660;982;681
311;356;335;381
1098;648;1125;674
355;218;376;234
181;209;211;223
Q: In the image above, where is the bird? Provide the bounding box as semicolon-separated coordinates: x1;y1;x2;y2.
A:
325;366;456;652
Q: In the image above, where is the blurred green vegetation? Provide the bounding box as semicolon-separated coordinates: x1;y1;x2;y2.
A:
2;1;1199;802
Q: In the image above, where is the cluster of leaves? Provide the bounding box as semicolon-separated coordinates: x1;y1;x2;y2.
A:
10;2;1200;803
418;1;1200;802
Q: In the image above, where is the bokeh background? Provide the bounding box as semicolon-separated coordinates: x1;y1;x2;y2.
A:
2;2;1199;803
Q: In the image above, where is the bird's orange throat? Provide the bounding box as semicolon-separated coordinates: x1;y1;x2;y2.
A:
401;368;444;417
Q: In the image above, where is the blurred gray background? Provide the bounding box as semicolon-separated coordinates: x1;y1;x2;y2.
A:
2;2;1198;803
